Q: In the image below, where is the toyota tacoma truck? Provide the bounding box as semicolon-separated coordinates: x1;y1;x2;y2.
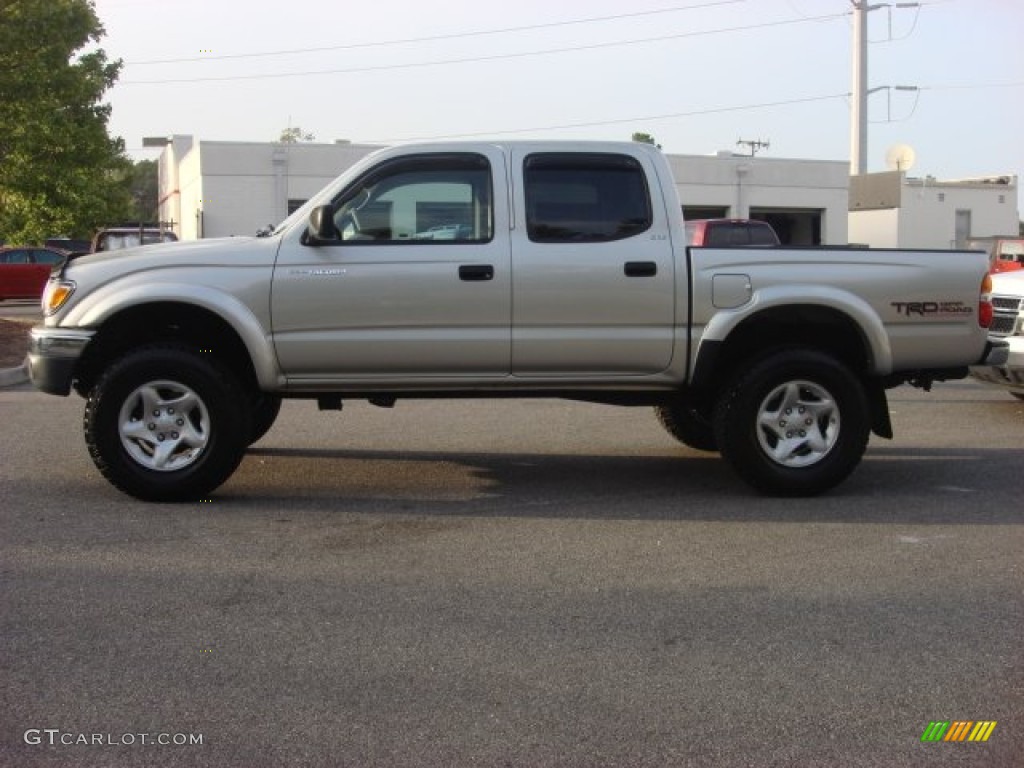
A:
27;141;1006;501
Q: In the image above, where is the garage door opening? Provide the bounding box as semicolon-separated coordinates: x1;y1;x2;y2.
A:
751;209;823;245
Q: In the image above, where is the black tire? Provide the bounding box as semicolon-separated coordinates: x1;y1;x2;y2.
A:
248;394;282;445
1011;392;1024;402
713;349;870;496
84;345;251;502
654;401;717;452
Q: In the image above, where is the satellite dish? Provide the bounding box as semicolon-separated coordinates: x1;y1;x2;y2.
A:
885;144;916;172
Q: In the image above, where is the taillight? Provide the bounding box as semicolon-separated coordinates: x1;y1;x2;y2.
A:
979;273;993;328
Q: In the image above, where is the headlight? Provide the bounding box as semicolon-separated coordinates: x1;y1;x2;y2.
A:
42;279;76;316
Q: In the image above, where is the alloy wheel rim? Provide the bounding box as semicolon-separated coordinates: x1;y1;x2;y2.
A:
756;379;840;467
117;380;210;471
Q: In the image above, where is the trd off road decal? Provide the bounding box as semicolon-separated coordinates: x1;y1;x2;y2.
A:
891;301;973;317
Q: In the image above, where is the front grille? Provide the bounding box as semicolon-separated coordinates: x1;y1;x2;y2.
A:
992;295;1023;312
989;314;1018;336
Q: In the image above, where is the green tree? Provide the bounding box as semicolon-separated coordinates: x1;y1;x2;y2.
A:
126;159;159;223
631;132;662;149
278;126;316;143
0;0;133;244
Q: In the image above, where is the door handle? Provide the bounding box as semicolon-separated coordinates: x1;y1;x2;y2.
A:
459;264;494;281
624;261;657;277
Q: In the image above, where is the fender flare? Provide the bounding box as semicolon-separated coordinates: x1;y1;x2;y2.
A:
65;282;283;390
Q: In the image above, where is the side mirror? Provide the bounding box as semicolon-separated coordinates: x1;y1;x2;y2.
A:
306;205;338;244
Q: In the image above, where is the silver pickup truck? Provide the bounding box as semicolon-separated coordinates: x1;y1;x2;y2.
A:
28;141;1006;501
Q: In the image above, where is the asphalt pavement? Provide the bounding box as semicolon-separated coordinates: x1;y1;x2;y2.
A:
1;380;1022;767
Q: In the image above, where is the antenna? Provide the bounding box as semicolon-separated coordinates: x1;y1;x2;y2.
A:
736;138;770;157
885;143;916;172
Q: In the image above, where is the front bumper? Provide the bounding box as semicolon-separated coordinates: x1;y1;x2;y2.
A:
28;327;95;396
970;336;1023;393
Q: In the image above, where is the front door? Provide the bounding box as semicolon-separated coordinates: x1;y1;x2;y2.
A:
271;149;511;381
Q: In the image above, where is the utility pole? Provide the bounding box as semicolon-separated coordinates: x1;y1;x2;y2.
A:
850;1;873;175
849;2;921;175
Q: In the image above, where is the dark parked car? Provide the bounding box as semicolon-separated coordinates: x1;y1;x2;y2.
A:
685;218;780;247
0;246;66;300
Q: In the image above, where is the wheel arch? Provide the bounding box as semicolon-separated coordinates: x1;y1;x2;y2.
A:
691;303;893;439
73;301;275;397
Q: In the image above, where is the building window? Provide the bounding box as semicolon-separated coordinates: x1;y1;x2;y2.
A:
937;193;945;202
287;199;307;215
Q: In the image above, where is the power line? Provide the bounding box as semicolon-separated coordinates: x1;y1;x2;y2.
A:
122;12;850;85
924;80;1024;91
127;1;746;65
874;80;1024;123
360;79;1024;142
361;93;852;143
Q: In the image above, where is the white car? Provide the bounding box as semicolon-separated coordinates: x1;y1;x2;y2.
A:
971;269;1024;399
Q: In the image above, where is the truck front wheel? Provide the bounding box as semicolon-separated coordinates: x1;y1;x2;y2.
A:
248;393;282;445
654;401;717;451
84;345;251;502
714;349;870;496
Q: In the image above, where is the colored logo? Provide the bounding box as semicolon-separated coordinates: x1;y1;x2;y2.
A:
921;721;997;743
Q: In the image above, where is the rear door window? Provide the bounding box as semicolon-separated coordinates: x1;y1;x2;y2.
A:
32;250;64;265
1;250;32;264
524;153;652;243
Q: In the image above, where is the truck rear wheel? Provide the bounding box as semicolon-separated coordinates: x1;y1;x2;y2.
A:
84;345;251;502
713;349;869;496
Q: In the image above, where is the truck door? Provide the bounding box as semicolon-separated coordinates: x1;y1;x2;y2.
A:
271;149;512;380
509;148;676;375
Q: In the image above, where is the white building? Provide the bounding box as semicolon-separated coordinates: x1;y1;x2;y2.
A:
667;152;850;245
849;171;1019;249
155;136;382;241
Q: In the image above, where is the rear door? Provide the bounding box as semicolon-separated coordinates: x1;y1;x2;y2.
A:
509;148;676;375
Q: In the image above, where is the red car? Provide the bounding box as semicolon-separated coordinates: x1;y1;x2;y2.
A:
685;218;780;247
0;246;67;300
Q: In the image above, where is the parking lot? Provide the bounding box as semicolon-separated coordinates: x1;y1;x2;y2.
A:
1;378;1022;767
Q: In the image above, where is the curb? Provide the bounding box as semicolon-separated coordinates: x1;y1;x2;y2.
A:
0;358;29;388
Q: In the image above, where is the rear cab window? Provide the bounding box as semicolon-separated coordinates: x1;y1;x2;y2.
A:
93;230;178;251
688;219;780;247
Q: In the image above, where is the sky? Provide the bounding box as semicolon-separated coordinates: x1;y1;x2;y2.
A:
91;0;1022;190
